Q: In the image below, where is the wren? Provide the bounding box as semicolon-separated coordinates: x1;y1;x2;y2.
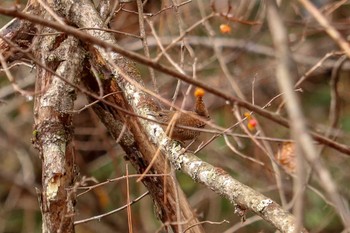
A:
153;88;210;141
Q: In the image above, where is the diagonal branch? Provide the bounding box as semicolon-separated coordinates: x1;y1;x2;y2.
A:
0;5;349;156
42;0;309;232
47;0;204;232
266;0;350;229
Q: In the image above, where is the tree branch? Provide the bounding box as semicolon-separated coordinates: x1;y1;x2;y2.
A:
0;5;349;156
32;24;84;232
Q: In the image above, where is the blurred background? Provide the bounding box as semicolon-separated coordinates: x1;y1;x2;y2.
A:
1;0;350;232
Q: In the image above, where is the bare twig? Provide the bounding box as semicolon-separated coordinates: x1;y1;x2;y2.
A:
267;0;350;228
74;191;149;225
329;55;346;130
125;165;133;233
136;0;158;92
1;6;345;155
298;0;350;59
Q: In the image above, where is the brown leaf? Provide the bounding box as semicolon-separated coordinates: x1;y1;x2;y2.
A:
276;142;296;174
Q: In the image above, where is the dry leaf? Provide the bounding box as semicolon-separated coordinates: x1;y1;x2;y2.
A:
276;142;296;174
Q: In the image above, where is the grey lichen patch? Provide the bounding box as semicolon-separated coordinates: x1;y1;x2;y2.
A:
42;144;66;165
143;112;187;170
159;136;170;147
133;91;142;106
167;144;185;170
186;160;202;177
42;128;66;143
41;90;57;108
143;113;163;141
108;52;118;61
222;178;235;196
168;142;183;157
197;169;210;181
111;70;121;81
257;199;273;212
59;141;66;153
122;82;146;111
222;178;234;187
125;85;137;102
150;123;162;140
41;78;69;109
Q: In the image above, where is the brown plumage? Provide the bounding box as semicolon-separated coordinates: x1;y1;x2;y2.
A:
153;88;210;141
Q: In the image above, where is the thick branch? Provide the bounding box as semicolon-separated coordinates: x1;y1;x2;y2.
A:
33;23;84;232
49;0;204;232
44;0;309;232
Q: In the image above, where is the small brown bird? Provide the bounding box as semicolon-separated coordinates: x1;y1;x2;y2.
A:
153;88;210;141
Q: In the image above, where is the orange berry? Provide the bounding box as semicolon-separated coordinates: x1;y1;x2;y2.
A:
220;24;231;34
244;112;251;119
194;88;205;97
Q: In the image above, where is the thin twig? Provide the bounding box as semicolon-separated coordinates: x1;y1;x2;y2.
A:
136;0;158;92
0;6;349;155
298;0;350;59
267;0;350;227
74;191;149;225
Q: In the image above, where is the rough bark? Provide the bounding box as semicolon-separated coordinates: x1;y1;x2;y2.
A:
32;19;84;232
45;0;204;232
0;1;311;232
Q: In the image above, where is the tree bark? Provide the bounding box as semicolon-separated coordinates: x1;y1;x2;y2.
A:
32;15;84;232
0;1;312;232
